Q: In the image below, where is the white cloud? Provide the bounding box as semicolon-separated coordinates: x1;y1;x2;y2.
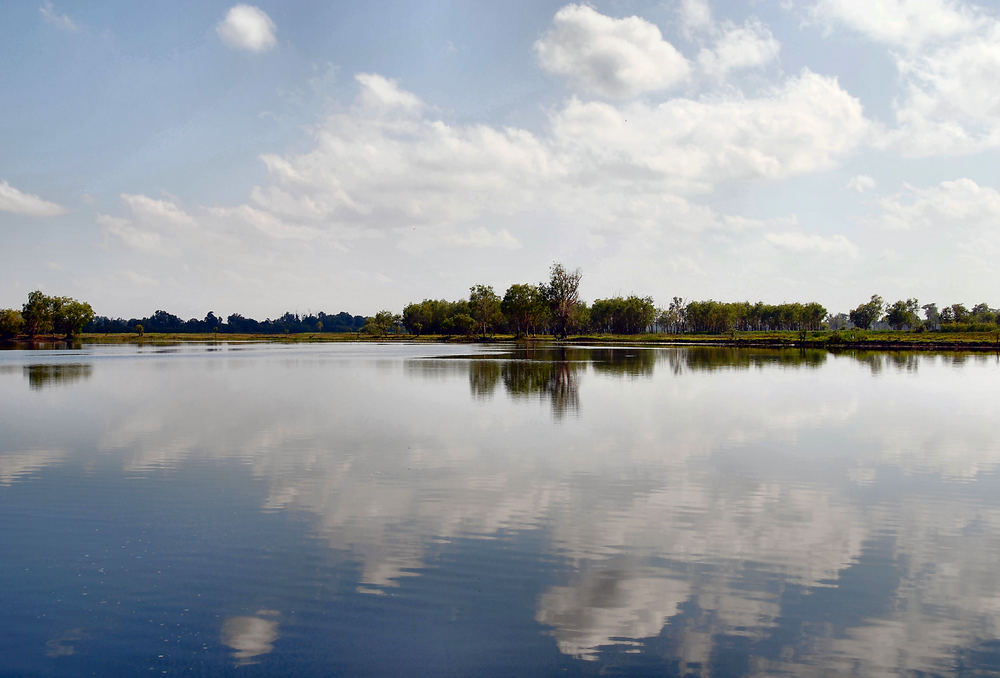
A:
874;178;1000;230
39;1;77;31
884;24;1000;155
98;194;196;254
812;0;981;49
765;231;860;257
0;180;67;217
97;214;164;253
92;68;871;310
534;4;689;99
550;70;869;191
697;18;780;78
354;73;424;113
217;4;276;53
846;174;876;192
814;0;1000;155
678;0;713;36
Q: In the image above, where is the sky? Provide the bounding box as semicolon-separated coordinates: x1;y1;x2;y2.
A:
2;0;999;320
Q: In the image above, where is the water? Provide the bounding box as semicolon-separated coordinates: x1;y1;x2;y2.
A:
1;342;999;676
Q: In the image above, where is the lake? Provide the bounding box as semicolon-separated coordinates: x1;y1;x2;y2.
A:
2;342;999;676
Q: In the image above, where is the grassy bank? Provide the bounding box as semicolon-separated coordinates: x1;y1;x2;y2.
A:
22;329;987;350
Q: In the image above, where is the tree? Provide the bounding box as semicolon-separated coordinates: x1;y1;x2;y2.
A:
469;284;503;337
0;309;24;338
660;297;686;333
362;310;399;338
22;290;53;336
949;303;970;323
922;303;940;330
849;294;884;330
501;284;546;338
20;291;94;338
51;297;95;338
590;296;656;334
885;298;920;330
540;263;582;339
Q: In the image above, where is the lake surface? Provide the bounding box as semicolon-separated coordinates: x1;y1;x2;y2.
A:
2;342;1000;677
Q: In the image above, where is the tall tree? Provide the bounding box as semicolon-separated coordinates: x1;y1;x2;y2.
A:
885;298;920;330
540;263;582;339
469;284;503;337
501;284;546;338
849;294;884;330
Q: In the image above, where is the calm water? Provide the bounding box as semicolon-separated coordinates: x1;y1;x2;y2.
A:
2;342;1000;677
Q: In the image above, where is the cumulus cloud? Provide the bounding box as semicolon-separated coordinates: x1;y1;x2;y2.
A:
814;0;1000;155
812;0;981;49
697;18;781;78
354;73;424;113
765;231;859;257
94;66;870;304
217;4;276;52
884;23;1000;155
0;180;67;217
534;4;689;98
874;178;1000;230
550;69;868;191
846;174;876;192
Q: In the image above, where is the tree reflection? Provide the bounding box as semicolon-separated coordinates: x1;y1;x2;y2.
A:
669;347;828;372
24;363;93;390
468;360;501;399
501;355;581;418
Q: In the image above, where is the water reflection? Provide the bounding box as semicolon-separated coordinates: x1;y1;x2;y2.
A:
2;344;1000;675
220;611;280;666
0;449;67;485
24;363;93;390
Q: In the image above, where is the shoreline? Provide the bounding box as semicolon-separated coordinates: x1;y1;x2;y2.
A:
3;330;1000;352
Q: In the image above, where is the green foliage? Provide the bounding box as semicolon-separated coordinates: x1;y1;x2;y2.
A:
501;283;548;338
362;310;401;337
849;294;884;330
540;263;582;339
21;290;95;337
402;299;471;335
590;295;656;334
679;300;826;334
0;308;24;338
469;284;503;337
885;298;920;330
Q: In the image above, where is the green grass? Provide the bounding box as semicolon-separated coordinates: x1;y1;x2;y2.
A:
63;329;1000;350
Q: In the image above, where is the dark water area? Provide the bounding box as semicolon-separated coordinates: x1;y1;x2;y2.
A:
2;342;1000;676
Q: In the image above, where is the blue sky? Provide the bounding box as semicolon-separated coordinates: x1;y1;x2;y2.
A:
2;0;999;319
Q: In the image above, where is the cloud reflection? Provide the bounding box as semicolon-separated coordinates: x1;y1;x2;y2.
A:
220;610;280;666
5;344;1000;673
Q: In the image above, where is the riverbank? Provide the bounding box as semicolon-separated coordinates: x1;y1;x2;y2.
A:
1;329;992;350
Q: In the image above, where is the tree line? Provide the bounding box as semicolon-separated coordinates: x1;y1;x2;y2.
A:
365;264;1000;337
84;309;367;335
365;264;834;337
5;274;998;341
0;290;366;338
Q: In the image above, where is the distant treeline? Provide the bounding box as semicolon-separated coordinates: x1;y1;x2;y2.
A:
362;264;833;337
366;266;1000;337
84;309;366;334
